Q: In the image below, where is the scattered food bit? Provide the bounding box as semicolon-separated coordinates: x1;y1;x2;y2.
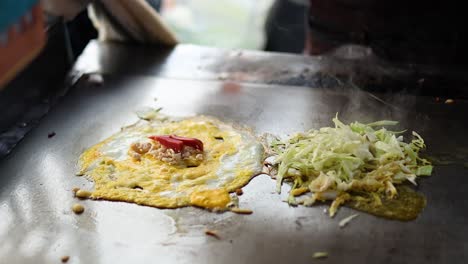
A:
72;203;85;214
135;107;163;121
262;163;274;175
205;230;221;240
313;252;328;259
75;190;92;199
230;208;253;214
72;187;80;194
48;132;56;138
227;195;240;208
61;256;70;263
445;99;455;104
338;214;359;228
235;188;243;196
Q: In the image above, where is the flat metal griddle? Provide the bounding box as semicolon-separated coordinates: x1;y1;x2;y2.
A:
1;42;467;264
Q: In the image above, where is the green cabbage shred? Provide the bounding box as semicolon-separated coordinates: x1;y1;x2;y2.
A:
269;116;433;217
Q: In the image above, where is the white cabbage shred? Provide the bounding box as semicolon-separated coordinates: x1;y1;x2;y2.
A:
338;214;359;228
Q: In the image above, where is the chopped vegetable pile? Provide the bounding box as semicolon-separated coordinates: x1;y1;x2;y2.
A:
268;116;433;217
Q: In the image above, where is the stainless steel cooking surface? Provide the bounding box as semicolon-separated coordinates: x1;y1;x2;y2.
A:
1;43;467;264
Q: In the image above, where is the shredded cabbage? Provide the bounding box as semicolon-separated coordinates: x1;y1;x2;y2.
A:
269;116;433;217
338;214;359;228
313;252;329;259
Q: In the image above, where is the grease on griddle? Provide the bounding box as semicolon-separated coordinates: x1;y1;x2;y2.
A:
427;151;468;166
346;186;426;221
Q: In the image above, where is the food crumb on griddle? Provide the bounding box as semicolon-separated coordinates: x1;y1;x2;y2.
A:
75;190;92;199
205;230;221;240
72;203;85;214
48;132;56;138
445;99;455;104
235;188;243;196
61;256;70;263
230;208;253;214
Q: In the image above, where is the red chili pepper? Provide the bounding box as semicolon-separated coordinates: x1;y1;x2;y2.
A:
149;135;184;153
169;135;204;151
148;135;204;152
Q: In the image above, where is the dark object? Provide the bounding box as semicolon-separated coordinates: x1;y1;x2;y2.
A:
147;0;162;11
0;19;73;157
47;131;56;138
264;0;307;53
306;0;468;65
0;12;96;157
66;11;98;57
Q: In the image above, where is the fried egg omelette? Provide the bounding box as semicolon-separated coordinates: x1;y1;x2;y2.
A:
77;115;264;211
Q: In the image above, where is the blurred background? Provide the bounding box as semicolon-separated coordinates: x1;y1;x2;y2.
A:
69;0;309;54
1;0;468;157
160;0;275;50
